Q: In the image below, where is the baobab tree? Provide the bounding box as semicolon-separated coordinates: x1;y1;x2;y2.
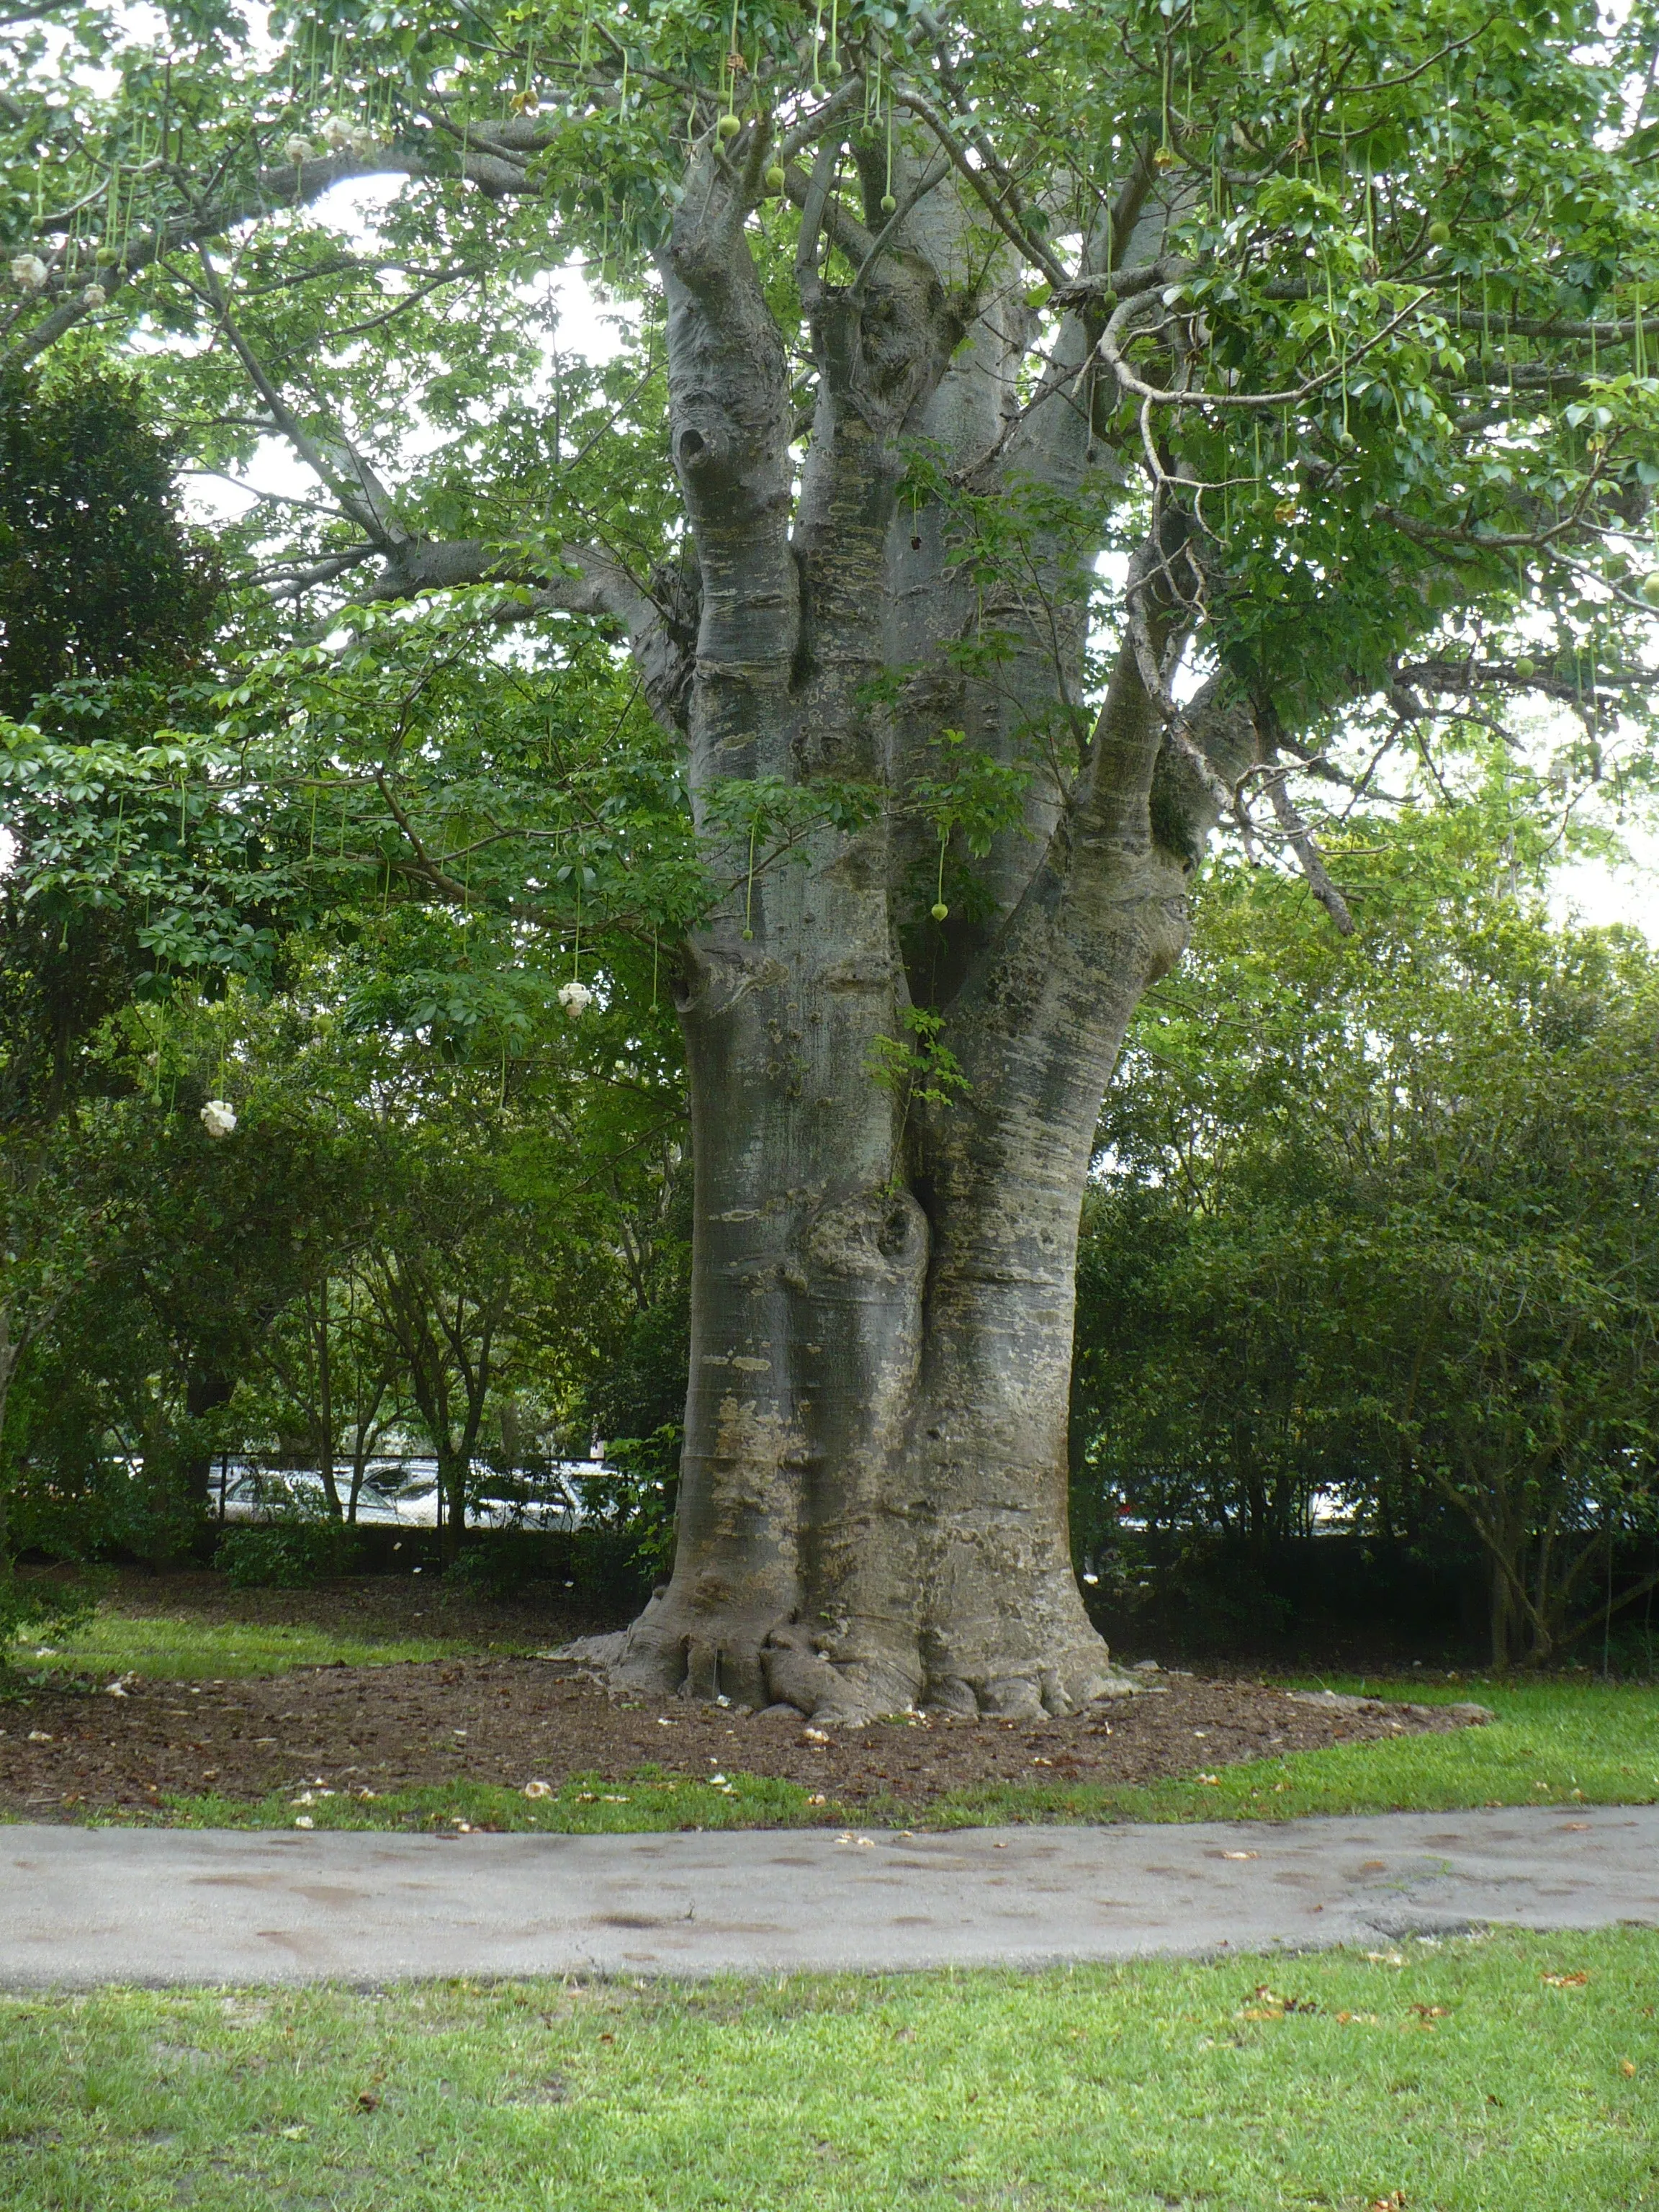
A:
4;0;1657;1716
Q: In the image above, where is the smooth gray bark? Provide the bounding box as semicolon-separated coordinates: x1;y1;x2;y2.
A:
599;134;1262;1722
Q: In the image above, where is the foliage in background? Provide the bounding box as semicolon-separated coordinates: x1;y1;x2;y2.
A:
0;364;219;721
1074;793;1659;1668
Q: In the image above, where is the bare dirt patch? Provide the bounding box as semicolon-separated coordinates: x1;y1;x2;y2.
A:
0;1655;1483;1819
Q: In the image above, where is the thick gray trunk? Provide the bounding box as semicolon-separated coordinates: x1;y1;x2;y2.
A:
616;649;1187;1720
599;135;1235;1723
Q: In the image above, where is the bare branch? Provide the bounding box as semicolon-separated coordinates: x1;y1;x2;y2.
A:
1266;773;1357;935
891;78;1069;289
190;249;410;551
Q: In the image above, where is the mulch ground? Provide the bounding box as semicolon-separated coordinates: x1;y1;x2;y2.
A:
0;1656;1485;1820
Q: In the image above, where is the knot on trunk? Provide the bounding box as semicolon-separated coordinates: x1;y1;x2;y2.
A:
799;1183;928;1286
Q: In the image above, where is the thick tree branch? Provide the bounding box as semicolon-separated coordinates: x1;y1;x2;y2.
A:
360;536;696;734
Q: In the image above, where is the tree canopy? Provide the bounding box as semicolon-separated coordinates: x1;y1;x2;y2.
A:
4;0;1659;1700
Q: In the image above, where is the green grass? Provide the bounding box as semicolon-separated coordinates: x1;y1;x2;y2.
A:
904;1677;1659;1830
10;1611;468;1681
145;1767;827;1836
2;1930;1655;2209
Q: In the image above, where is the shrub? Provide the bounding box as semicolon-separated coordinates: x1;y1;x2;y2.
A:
215;1518;356;1589
0;1563;99;1665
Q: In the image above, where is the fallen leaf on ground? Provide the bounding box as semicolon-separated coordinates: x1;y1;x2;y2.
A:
1542;1972;1588;1988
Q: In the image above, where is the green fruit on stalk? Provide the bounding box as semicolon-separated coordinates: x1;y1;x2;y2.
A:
880;192;897;215
1513;656;1535;678
1642;573;1659;605
930;901;950;922
1426;219;1451;246
765;163;786;192
717;112;741;140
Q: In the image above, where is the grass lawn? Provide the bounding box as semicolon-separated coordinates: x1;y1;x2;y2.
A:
912;1676;1659;1831
14;1610;487;1681
2;1930;1655;2210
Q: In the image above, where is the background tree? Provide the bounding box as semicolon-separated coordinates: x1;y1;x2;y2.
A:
1076;795;1659;1668
0;361;228;1638
5;0;1659;1712
0;363;219;720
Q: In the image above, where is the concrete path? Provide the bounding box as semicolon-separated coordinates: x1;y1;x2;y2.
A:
2;1806;1655;1987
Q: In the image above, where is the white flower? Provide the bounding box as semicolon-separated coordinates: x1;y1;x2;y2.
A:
558;979;593;1020
322;116;353;150
81;284;107;310
347;122;380;156
10;253;48;292
283;134;314;165
522;1779;552;1799
200;1099;238;1139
